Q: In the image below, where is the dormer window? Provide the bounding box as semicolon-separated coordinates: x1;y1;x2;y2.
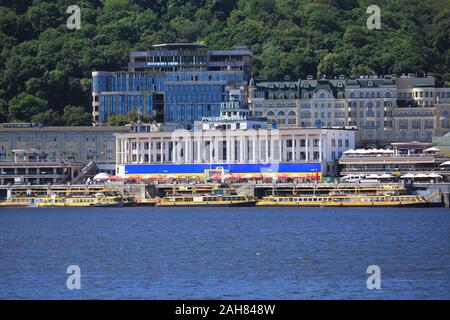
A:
368;80;373;87
279;83;285;89
338;82;343;87
290;83;296;88
268;82;274;89
304;82;309;88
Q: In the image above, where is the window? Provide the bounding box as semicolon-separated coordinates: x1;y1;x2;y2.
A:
399;120;408;129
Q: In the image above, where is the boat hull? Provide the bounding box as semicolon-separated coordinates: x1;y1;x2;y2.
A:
157;201;257;207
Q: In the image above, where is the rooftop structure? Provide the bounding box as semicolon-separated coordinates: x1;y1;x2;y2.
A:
339;141;450;181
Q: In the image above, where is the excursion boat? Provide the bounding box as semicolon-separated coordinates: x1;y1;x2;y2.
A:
0;197;43;207
135;197;159;206
36;190;126;207
257;195;428;207
157;187;257;207
157;194;257;207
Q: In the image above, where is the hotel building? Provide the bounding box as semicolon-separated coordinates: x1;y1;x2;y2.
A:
92;43;253;125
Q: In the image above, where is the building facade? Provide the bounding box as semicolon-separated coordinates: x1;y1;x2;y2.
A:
339;141;450;181
249;74;450;147
0;125;129;173
115;124;356;177
92;43;253;125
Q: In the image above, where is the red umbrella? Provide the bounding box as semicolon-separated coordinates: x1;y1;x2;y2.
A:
107;175;123;181
315;169;320;182
210;173;222;180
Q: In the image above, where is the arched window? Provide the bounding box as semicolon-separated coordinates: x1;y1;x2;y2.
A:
277;111;286;126
349;92;356;99
384;91;392;98
267;111;275;118
288;111;297;126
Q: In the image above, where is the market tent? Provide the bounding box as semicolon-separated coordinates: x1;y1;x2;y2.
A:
400;173;415;178
439;161;450;166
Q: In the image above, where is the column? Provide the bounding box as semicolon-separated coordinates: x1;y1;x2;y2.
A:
319;135;323;162
291;134;295;162
160;138;164;163
252;135;257;163
305;135;309;162
116;138;120;164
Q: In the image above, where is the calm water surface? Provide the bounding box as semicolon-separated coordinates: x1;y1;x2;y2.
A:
0;207;449;299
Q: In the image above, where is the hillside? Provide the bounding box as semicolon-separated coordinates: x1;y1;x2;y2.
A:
0;0;449;125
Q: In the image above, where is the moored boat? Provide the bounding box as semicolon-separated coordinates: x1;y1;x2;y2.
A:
257;194;428;207
36;190;126;207
157;194;257;207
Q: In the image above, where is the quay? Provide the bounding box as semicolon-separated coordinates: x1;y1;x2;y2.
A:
1;181;449;208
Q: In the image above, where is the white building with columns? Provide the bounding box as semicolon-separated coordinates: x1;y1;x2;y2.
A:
115;122;356;177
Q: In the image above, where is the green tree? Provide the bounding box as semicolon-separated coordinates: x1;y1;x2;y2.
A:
108;114;128;126
8;93;48;122
31;110;62;126
0;99;8;122
62;106;91;126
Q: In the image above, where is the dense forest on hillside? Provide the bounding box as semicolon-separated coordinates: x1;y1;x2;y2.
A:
0;0;449;125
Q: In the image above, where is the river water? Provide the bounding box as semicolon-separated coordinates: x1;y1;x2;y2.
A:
0;207;449;299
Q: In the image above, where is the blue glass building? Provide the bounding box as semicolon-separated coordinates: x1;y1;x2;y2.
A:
92;43;253;125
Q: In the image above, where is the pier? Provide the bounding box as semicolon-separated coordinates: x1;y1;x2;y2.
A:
2;182;448;207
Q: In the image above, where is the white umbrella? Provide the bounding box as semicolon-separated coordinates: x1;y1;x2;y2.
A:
428;173;443;178
379;173;393;178
415;174;429;178
400;173;415;178
424;147;440;153
367;174;380;179
93;172;110;180
439;161;450;166
343;149;355;154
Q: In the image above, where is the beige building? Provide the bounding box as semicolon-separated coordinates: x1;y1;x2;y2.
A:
249;74;450;147
0;125;129;174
